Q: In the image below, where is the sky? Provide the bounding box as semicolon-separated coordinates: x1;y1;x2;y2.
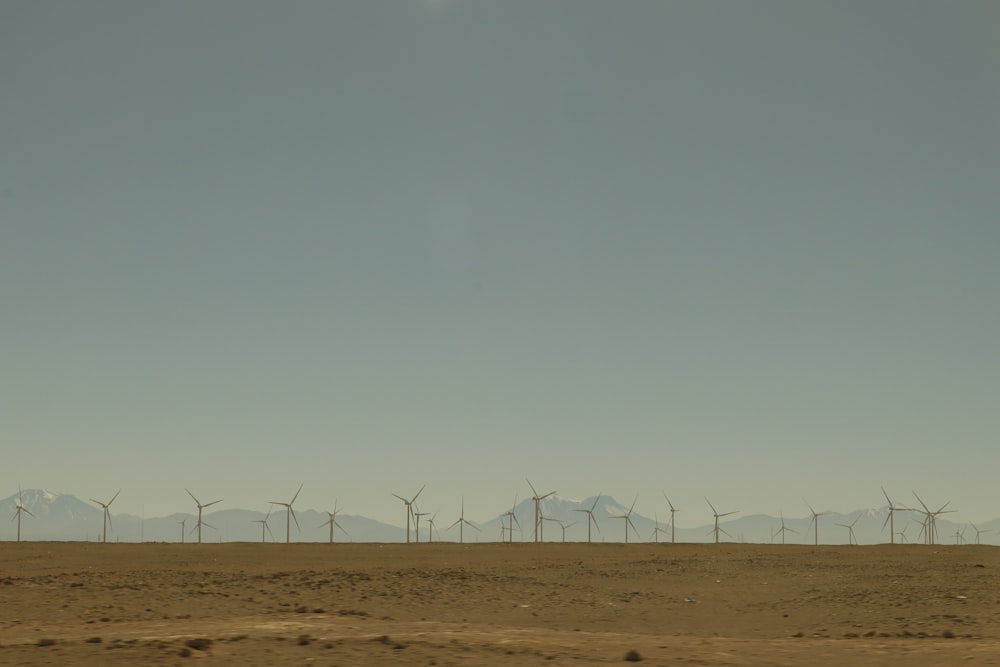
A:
3;1;999;528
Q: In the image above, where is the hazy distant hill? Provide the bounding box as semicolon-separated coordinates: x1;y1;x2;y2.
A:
4;489;999;545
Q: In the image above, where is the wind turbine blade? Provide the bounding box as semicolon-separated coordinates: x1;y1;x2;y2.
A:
628;497;637;513
290;508;300;531
202;521;216;530
541;491;556;500
205;499;223;507
881;486;892;506
448;518;462;529
265;524;275;540
186;489;200;504
106;512;113;531
23;507;35;517
392;494;407;502
526;478;539;498
912;492;930;513
704;497;718;515
411;485;426;504
109;490;121;505
291;484;303;505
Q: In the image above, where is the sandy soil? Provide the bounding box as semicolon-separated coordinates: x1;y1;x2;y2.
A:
1;542;999;665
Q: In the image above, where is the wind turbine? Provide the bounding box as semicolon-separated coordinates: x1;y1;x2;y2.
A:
970;522;992;545
177;518;187;543
413;508;430;543
253;509;275;543
805;500;827;546
526;479;556;543
90;490;121;544
186;488;223;544
663;494;680;544
502;496;520;544
558;521;575;543
775;513;797;545
572;494;601;544
836;512;862;546
611;497;639;544
896;520;911;544
881;487;909;545
426;512;439;543
270;484;303;544
392;485;424;544
448;497;479;544
11;488;33;543
320;503;347;544
650;514;669;543
705;497;737;544
912;492;953;545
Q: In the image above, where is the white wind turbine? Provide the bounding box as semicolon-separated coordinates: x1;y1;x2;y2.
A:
252;509;275;543
835;512;862;546
611;497;639;544
502;496;520;544
448;497;479;544
969;522;992;545
805;500;827;546
912;492;953;545
270;484;303;544
558;521;575;543
186;488;223;544
663;494;680;544
11;487;33;543
650;514;669;543
90;490;121;544
413;508;430;543
775;513;797;545
426;512;439;543
392;485;424;544
572;494;601;544
705;497;737;544
526;479;555;543
320;503;347;544
881;487;909;545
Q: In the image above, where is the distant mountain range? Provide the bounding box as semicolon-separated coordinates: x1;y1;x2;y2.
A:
4;489;999;545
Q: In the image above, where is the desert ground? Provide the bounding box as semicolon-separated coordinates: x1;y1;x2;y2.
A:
1;541;998;666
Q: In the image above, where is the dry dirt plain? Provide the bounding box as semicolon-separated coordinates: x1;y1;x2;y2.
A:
1;542;999;666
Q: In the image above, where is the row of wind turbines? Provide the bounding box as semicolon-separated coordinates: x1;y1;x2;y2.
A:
6;483;984;546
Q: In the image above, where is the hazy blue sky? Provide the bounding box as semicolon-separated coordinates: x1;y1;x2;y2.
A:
3;1;999;528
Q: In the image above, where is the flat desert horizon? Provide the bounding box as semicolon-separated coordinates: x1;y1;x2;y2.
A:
1;541;997;665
